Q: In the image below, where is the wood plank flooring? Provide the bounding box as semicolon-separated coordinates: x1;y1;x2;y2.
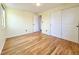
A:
1;32;79;55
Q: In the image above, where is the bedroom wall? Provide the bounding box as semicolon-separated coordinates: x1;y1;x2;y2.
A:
6;8;38;38
41;11;51;35
40;4;79;43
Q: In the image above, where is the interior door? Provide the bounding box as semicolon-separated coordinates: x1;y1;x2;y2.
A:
33;15;41;32
50;11;62;38
62;7;79;43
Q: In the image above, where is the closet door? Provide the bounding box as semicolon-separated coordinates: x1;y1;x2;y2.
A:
33;15;41;32
41;12;51;35
50;11;62;38
62;7;79;43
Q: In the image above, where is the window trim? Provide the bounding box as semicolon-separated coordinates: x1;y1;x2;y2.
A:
1;4;6;28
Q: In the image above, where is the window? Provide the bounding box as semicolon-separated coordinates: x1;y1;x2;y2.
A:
1;4;6;28
2;9;6;27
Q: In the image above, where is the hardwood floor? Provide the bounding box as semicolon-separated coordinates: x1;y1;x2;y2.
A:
1;32;79;55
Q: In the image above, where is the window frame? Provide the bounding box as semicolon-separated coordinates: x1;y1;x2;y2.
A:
1;4;6;28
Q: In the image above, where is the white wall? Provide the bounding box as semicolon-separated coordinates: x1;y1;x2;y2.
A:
6;8;38;38
41;11;51;35
0;32;5;54
0;4;6;54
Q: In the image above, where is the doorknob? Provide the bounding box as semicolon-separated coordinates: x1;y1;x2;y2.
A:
77;26;79;27
76;24;79;27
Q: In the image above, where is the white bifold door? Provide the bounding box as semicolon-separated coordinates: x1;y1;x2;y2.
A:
50;11;62;38
62;7;79;43
41;7;79;43
50;7;79;43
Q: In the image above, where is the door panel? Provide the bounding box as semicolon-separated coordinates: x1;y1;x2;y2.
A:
62;7;79;43
50;11;62;38
33;15;41;32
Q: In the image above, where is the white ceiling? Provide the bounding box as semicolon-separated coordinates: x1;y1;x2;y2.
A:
5;3;79;13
